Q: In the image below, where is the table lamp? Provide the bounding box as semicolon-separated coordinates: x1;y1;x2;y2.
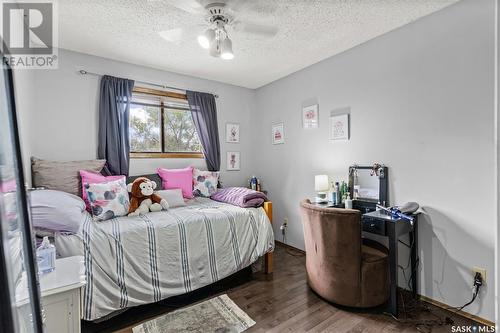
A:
315;175;329;203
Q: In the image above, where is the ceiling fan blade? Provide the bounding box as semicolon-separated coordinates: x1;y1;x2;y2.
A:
225;0;277;16
158;26;201;43
232;21;278;37
158;28;185;42
162;0;205;15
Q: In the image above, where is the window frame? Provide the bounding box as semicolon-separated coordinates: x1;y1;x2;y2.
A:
129;87;204;159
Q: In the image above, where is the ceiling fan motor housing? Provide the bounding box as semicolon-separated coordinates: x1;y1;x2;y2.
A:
205;3;231;24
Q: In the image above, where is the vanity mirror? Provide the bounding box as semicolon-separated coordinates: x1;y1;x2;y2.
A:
348;164;388;213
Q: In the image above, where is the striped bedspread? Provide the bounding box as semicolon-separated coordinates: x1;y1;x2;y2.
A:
55;198;274;321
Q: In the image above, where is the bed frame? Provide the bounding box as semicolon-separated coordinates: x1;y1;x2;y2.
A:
263;201;273;274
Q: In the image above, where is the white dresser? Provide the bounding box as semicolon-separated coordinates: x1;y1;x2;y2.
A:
39;256;86;333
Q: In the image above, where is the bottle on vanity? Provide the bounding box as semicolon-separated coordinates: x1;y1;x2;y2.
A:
345;193;353;209
334;182;340;205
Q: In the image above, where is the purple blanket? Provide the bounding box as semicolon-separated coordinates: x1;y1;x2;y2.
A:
210;187;268;208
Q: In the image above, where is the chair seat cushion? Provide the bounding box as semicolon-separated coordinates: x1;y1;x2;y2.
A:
362;244;388;263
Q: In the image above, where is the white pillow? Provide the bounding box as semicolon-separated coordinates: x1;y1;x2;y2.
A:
85;178;130;221
30;190;89;233
156;189;186;208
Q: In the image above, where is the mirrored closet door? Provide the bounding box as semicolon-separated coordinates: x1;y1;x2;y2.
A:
0;61;43;332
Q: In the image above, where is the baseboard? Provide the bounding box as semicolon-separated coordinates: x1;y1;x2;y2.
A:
275;240;495;327
275;240;305;254
418;294;495;327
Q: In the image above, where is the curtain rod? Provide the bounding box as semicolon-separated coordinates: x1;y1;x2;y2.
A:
78;69;219;98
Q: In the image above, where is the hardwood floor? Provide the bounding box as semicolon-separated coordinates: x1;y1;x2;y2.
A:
108;244;479;333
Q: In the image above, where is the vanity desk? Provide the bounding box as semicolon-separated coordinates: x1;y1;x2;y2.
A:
314;165;418;318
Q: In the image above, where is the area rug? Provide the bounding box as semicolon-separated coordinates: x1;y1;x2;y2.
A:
132;294;255;333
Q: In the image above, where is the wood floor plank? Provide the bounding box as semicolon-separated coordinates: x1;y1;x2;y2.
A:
108;245;482;333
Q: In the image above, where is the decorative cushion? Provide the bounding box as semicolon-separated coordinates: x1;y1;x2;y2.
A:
127;174;163;189
85;178;130;221
155;189;187;208
32;157;106;196
79;170;124;212
192;169;219;197
157;167;194;199
30;189;90;234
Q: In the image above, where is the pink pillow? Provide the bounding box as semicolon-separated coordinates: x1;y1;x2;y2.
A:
79;170;124;211
157;167;194;199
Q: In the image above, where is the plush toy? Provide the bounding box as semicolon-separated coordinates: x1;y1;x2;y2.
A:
127;177;169;216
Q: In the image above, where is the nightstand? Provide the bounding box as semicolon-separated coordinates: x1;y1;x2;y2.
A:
39;256;86;333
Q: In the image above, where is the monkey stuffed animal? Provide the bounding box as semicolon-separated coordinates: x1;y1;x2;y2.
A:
127;177;169;216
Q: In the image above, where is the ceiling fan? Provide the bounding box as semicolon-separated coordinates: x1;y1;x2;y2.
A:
158;0;279;60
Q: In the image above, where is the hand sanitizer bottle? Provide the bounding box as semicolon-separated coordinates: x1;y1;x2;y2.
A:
345;193;353;209
37;236;56;274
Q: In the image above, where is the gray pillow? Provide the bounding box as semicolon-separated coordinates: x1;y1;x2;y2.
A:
30;190;90;234
31;157;106;196
127;174;162;189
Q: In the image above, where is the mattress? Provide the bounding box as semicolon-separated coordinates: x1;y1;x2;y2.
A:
55;197;274;321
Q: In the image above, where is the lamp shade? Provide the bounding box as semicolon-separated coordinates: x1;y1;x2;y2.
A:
314;175;329;192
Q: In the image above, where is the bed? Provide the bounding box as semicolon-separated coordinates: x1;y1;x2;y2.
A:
55;197;274;321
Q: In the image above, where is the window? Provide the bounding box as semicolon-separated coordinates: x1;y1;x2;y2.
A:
129;88;203;158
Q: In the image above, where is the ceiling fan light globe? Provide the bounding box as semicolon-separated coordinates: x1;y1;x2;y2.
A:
221;52;234;60
197;35;210;49
198;28;215;49
220;37;234;60
209;42;220;57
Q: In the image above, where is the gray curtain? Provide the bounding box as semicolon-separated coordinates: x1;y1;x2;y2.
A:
186;91;220;171
98;75;134;176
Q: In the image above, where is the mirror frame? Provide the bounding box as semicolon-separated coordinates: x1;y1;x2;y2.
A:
348;165;389;206
0;57;44;332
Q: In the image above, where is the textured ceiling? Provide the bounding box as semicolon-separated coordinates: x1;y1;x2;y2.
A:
58;0;459;89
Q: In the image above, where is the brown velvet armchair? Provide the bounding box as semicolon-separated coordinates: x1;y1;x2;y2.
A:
300;199;389;308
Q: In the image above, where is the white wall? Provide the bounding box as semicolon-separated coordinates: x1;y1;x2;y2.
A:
253;0;496;322
496;0;499;325
29;49;256;186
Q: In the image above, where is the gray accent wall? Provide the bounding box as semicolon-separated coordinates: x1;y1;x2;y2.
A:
253;0;496;322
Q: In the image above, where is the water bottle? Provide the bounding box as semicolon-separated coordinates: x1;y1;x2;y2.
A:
250;176;258;190
37;236;56;274
334;182;340;205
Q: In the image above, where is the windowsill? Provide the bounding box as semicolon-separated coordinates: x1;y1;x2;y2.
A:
130;152;204;159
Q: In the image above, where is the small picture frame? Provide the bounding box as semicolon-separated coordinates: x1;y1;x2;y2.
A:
226;123;240;143
226;151;240;171
272;122;285;145
302;104;319;129
330;111;350;141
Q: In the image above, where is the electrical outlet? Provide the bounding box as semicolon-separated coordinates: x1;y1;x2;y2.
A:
283;217;288;226
473;267;486;284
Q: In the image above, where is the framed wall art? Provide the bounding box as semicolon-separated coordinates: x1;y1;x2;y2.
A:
330;110;350;141
226;151;240;171
272;122;284;145
302;104;319;129
226;123;240;143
